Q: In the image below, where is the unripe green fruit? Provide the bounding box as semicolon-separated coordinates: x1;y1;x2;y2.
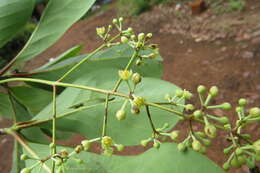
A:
121;36;129;44
221;102;232;110
185;104;195;111
131;35;136;40
141;139;149;147
116;109;126;120
81;140;91;151
116;144;125;151
209;86;218;97
170;131;179;140
177;143;187;152
131;106;140;114
132;73;142;84
253;140;260;154
219;117;229;124
112;18;118;24
138;33;145;41
153;141;160;149
175;90;183;98
246;158;255;169
147;33;153;38
222;162;230;171
119;17;123;22
102;136;113;147
197;85;206;94
20;154;28;161
223;146;232;155
192;140;202;151
193;110;203;119
127;27;133;33
204;124;217;138
230;157;241;168
237;155;246;165
238;98;247;106
20;168;31;173
236;107;242;113
235;148;243;155
183;90;193;100
249;107;260;117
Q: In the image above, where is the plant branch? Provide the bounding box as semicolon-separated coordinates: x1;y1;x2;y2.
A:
145;105;158;135
51;86;57;173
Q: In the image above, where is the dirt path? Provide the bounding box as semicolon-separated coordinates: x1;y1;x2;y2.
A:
2;1;260;173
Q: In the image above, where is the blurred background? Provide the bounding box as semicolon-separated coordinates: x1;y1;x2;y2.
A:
0;0;260;173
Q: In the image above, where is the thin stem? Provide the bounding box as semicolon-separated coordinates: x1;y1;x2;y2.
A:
7;130;51;173
145;105;158;135
58;34;120;82
101;50;139;137
51;86;57;173
7;89;17;123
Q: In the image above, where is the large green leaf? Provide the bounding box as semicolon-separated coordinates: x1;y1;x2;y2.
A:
33;71;183;145
24;143;224;173
0;92;12;118
15;0;96;63
0;0;34;48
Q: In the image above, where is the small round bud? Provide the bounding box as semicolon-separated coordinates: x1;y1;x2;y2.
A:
131;35;136;40
103;147;114;156
74;145;83;153
183;90;193;100
135;59;142;66
164;94;171;100
219;117;229;124
118;70;132;80
116;144;125;151
141;139;149;147
236;107;242;113
20;168;31;173
177;143;187;152
112;18;118;24
222;162;230;171
249;107;260;117
131;106;140;114
195;131;206;138
81;140;91;151
193;110;203;119
132;73;142;85
153;141;160;149
119;17;123;22
146;33;153;38
204;124;217;138
253;140;260;154
76;159;84;164
108;25;112;30
237;155;246;165
197;85;206;94
96;27;106;36
175;90;183;98
238;98;247;106
235;148;243;155
170;131;179;140
209;86;218;97
185;104;195;111
102;136;113;147
221;102;232;110
20;154;28;161
55;159;62;166
133;96;145;107
224;124;231;130
60;149;69;158
192;140;202;152
121;36;129;44
138;33;145;41
116;109;126;120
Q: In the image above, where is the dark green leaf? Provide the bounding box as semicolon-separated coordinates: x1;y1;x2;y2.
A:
11;141;25;173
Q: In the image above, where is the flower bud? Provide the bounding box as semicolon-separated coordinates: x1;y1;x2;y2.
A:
132;73;142;85
202;138;211;147
146;33;153;39
20;154;28;161
138;33;145;41
133;96;145;107
74;145;83;153
222;162;230;171
197;85;206;94
96;27;106;36
185;104;195;111
21;168;31;173
237;155;246;165
204;124;217;138
223;146;233;155
224;124;231;131
209;86;218;97
193;110;203;119
238;98;247;106
102;136;113;147
192;140;202;152
236;107;242;113
170;131;179;140
141;139;149;147
221;102;232;110
121;36;129;43
55;159;62;166
103;147;114;156
219;117;229;124
81;140;91;151
195;131;206;138
131;35;136;40
118;70;132;80
253;140;260;154
112;18;118;24
153;141;160;149
249;107;260;117
60;149;69;158
131;106;140;114
116;144;125;151
183;90;193;100
119;17;123;22
116;109;126;120
175;90;183;98
231;157;241;168
235;148;243;155
177;143;187;152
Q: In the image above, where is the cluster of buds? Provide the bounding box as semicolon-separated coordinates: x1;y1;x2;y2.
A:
101;136;124;155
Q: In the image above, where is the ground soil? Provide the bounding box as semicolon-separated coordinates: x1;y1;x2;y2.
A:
1;1;260;173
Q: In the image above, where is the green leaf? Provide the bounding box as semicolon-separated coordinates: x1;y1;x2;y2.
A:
24;143;224;173
10;86;52;115
0;92;13;118
0;0;34;48
11;141;25;173
33;73;183;145
15;0;96;63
